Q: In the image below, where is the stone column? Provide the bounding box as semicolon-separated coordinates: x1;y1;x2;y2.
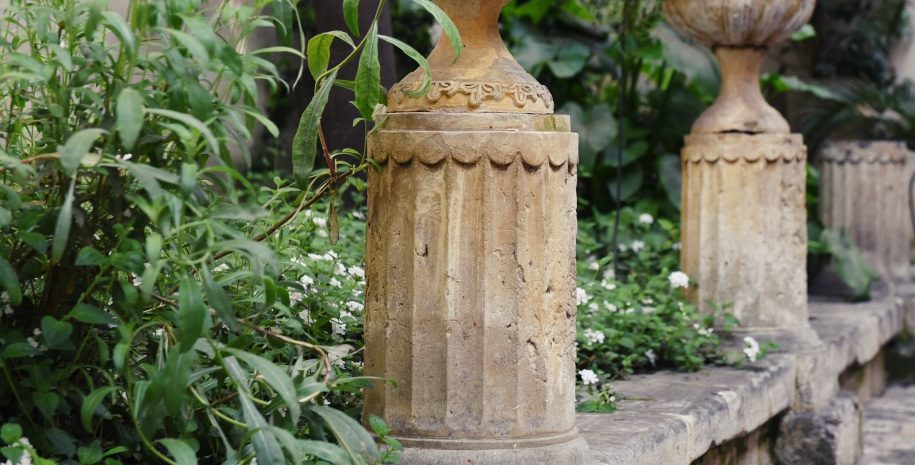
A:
820;140;912;281
363;1;588;464
664;0;815;330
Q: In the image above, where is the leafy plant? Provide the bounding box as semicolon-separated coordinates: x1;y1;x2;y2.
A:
0;0;453;463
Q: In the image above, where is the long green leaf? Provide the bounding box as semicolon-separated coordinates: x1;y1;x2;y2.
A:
311;406;379;465
51;180;76;264
116;89;145;150
81;386;118;432
239;391;284;465
177;276;207;352
159;438;198;465
60;129;106;176
146;108;220;157
103;11;136;57
0;255;21;306
306;32;354;80
354;22;380;120
222;348;301;424
410;0;462;61
162;28;210;67
291;69;337;183
299;440;352;465
201;268;238;331
380;35;431;97
343;0;361;36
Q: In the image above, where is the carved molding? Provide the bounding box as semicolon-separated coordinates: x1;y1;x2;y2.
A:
388;80;555;113
369;130;577;169
682;134;807;163
820;142;907;165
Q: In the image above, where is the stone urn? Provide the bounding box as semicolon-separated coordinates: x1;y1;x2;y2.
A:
664;0;815;331
664;0;815;134
387;0;553;114
819;140;913;282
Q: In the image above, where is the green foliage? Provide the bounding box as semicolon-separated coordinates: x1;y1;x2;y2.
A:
0;0;418;463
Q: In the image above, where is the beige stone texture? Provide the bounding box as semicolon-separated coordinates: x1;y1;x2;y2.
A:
386;0;552;114
819;141;912;281
663;0;814;134
680;133;808;329
363;115;584;464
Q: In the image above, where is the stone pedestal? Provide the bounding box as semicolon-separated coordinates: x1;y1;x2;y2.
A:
819;140;912;280
364;113;587;464
680;134;808;329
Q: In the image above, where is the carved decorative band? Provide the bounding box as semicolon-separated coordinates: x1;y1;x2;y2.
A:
369;130;578;168
682;133;807;164
820;149;906;165
389;80;555;112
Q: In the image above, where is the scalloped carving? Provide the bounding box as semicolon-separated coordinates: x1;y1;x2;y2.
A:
388;81;555;113
369;130;577;169
682;134;807;163
820;142;906;165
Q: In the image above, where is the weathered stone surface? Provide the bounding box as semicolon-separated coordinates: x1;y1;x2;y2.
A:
775;394;862;465
859;385;915;465
663;0;814;134
819;141;912;281
364;111;584;464
695;426;776;465
840;352;887;405
680;134;808;330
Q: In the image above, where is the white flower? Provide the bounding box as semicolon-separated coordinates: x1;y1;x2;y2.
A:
668;271;690;289
130;273;142;286
346;301;364;312
602;268;615;281
335;262;347;275
587;302;599;314
2;305;11;316
300;275;315;288
116;153;133;161
642;297;654;305
353;211;365;220
298;309;314;324
312;217;328;228
672;242;682;250
617;243;628;252
317;229;328;238
329;278;342;288
586;255;599;271
213;263;230;272
645;349;657;366
32;328;41;337
692;323;714;337
348;266;365;279
743;336;761;362
638;213;654;225
576;288;590;306
326;251;339;260
583;328;605;345
601;280;616;291
0;291;7;302
604;302;618;313
631;241;645;252
579;369;599;385
331;318;347;336
308;253;326;261
289;290;305;305
26;337;40;349
153;328;166;338
642;306;656;314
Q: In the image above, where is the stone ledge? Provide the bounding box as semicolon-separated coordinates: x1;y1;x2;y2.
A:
580;295;909;465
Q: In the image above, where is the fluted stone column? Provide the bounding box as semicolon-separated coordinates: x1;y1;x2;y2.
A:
820;141;912;280
363;1;588;464
665;0;815;330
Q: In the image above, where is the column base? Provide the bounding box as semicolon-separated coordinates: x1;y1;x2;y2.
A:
396;433;592;465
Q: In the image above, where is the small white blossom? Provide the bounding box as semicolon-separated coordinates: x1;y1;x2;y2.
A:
583;328;605;345
642;306;656;314
115;153;133;161
213;263;230;272
604;302;618;313
576;288;591;306
312;217;328;228
353;211;365;220
668;271;690;289
26;337;40;349
631;241;645;253
298;309;314;325
743;336;761;362
346;301;364;313
601;279;616;291
586;255;599;271
317;229;328;238
2;305;12;316
32;328;41;337
335;262;347;275
617;243;628;252
645;349;657;366
638;213;654;225
300;275;315;288
587;302;599;314
348;266;365;279
602;268;615;281
289;290;306;305
579;369;599;385
326;251;339;260
308;253;326;261
331;319;347;337
329;277;342;288
672;242;682;250
130;273;142;286
642;297;654;305
153;328;166;338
